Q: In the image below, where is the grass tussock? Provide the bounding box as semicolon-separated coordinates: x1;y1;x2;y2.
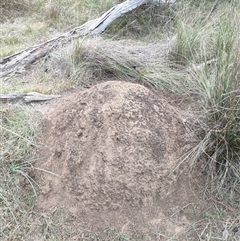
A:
70;36;186;93
177;1;240;199
172;0;219;65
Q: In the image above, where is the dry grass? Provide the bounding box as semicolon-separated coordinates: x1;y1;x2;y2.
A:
0;104;42;240
176;0;240;202
1;35;182;95
0;0;116;58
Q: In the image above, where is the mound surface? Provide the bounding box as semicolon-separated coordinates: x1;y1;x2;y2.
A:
35;81;204;238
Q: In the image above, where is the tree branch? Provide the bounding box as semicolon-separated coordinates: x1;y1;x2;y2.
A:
0;0;176;79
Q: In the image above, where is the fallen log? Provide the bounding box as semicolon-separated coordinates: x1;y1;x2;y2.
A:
0;0;176;79
0;92;61;102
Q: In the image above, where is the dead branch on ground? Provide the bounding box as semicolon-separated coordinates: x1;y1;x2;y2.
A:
0;92;61;102
0;0;176;79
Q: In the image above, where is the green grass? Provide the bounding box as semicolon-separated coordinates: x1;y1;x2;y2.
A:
178;1;240;201
104;4;175;39
0;105;42;240
172;0;219;65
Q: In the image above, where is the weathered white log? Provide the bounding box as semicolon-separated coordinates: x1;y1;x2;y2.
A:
0;92;61;102
0;0;176;79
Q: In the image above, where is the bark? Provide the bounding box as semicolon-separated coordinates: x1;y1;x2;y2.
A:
0;0;176;79
0;92;61;102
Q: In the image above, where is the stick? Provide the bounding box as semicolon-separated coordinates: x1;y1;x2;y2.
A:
0;92;61;102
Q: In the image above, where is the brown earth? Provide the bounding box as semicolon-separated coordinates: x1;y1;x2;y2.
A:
34;81;206;240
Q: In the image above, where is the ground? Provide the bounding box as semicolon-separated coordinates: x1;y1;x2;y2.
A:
1;1;240;240
33;81;206;240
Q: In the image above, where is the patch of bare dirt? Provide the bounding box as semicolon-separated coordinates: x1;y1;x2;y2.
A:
34;81;206;239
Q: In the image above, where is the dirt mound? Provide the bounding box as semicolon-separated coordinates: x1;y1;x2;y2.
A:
35;81;204;239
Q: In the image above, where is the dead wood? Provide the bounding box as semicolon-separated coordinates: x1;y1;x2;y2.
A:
0;0;176;79
0;92;61;102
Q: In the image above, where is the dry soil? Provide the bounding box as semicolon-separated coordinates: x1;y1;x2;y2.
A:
34;81;206;240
